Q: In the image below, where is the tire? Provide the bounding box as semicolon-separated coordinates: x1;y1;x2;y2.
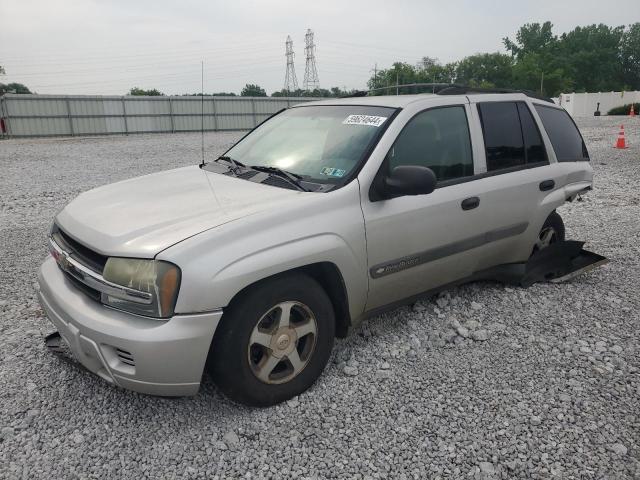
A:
532;211;565;255
208;273;335;407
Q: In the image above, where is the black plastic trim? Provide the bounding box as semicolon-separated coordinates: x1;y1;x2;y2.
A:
433;160;549;189
361;241;606;321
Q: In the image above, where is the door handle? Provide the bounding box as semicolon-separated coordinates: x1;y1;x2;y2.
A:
539;179;555;191
461;196;480;210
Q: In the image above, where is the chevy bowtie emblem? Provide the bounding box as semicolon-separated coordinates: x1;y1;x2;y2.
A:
58;253;71;270
53;250;71;271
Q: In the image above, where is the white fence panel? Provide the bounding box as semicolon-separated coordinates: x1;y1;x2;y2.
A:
558;91;640;117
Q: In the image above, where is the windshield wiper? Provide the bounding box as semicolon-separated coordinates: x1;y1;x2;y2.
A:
215;155;245;175
249;165;310;192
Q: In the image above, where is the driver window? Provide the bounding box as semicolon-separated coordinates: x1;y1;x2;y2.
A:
386;106;474;182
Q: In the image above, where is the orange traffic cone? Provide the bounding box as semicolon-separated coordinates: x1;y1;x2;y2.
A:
615;125;627;149
630;104;636;117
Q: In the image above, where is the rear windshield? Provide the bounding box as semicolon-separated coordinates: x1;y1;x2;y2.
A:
534;105;589;161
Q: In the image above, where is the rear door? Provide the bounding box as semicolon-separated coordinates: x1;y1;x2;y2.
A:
360;99;515;311
469;98;564;269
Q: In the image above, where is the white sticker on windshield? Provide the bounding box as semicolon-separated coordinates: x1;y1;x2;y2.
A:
343;114;388;127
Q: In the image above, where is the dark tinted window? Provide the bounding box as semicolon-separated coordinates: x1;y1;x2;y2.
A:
534;105;589;161
517;103;547;164
478;102;525;171
387;106;473;182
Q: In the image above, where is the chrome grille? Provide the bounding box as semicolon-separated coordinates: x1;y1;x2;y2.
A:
51;224;107;274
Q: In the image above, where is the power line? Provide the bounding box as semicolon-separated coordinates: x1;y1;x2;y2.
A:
27;64;283;89
283;35;299;93
303;29;320;91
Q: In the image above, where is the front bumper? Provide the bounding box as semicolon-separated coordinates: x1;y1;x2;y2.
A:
37;257;223;396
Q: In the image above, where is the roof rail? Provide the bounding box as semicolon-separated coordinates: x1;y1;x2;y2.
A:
437;86;555;104
340;83;460;98
340;83;555;104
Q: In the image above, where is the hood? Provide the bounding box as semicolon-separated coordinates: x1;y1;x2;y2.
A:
56;165;301;257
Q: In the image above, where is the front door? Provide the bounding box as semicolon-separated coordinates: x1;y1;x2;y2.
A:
361;104;488;311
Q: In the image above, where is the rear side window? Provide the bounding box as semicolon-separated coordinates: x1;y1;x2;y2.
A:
478;102;525;171
534;105;589;161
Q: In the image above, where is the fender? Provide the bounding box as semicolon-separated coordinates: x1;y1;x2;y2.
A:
155;179;369;317
203;233;367;319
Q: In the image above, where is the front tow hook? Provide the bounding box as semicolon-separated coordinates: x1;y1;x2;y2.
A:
44;331;66;354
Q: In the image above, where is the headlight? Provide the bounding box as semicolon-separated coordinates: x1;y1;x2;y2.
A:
102;258;181;318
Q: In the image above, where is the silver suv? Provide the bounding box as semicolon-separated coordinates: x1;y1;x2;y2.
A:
38;90;595;406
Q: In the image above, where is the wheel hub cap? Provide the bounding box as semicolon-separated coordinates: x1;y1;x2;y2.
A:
271;328;297;357
276;334;290;350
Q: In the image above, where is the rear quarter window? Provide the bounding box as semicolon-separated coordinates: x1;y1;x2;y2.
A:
534;105;589;161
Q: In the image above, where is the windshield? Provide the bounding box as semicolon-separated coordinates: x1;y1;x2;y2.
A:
224;105;396;184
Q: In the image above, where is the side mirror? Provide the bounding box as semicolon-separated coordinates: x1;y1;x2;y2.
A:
381;165;437;198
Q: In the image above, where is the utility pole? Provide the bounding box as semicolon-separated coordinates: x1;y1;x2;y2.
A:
283;35;299;93
303;29;320;92
396;72;399;95
540;71;544;95
370;63;378;89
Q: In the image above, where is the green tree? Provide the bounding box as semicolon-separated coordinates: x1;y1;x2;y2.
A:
128;87;163;96
415;57;457;84
455;53;514;88
0;82;31;94
241;84;267;97
183;92;236;96
0;65;5;75
502;22;566;95
503;22;557;59
302;88;332;97
272;87;348;97
510;54;572;96
620;23;640;89
559;24;624;92
329;86;358;97
367;62;419;94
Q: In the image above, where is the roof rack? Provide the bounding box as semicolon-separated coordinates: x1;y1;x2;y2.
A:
341;83;555;104
437;85;555;104
341;83;458;97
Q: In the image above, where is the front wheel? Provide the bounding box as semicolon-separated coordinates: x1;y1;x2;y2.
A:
208;273;335;407
532;211;565;255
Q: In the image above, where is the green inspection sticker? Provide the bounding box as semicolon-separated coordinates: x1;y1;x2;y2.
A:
321;167;346;177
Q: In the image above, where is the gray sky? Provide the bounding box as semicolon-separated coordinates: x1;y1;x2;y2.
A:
1;0;638;95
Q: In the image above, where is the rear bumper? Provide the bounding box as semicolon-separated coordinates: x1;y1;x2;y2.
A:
37;257;223;396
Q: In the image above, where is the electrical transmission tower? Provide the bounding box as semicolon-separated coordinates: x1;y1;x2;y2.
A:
303;29;320;91
283;35;299;93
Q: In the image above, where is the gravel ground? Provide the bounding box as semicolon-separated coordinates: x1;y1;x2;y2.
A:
1;118;639;479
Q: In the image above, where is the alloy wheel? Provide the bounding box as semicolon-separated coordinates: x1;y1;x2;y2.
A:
247;301;317;384
535;226;557;251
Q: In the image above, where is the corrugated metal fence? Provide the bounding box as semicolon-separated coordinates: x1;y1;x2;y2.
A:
0;94;318;138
